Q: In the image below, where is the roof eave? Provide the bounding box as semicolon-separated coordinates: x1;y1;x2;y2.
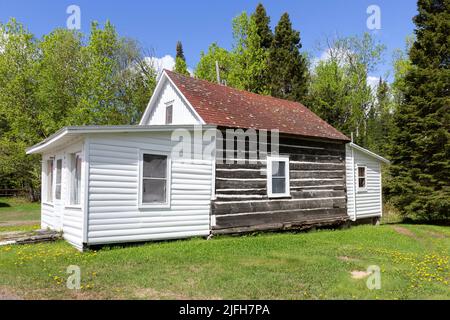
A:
349;142;390;164
26;124;217;155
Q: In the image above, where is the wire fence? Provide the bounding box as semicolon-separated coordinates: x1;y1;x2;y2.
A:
0;189;30;197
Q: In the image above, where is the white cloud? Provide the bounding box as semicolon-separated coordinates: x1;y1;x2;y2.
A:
143;54;193;76
367;76;380;92
145;54;176;74
0;31;7;54
311;47;354;71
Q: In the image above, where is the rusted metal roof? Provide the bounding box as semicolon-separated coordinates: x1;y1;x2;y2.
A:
165;70;350;142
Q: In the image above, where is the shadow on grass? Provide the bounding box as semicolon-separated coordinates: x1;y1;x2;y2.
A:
0;202;11;208
382;217;450;227
399;218;450;227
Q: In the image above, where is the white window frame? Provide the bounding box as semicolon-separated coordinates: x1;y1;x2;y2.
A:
54;157;63;201
43;157;54;205
357;165;367;192
267;155;290;198
165;101;174;125
138;149;171;209
67;151;82;208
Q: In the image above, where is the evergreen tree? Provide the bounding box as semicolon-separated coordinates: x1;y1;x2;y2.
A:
248;4;273;93
176;41;185;61
366;78;393;155
388;0;449;220
252;3;272;49
174;41;189;75
268;13;309;102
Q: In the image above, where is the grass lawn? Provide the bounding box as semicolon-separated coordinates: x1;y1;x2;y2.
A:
0;224;449;299
0;198;448;300
0;197;40;223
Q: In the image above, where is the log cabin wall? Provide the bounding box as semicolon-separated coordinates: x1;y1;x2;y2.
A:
212;128;349;234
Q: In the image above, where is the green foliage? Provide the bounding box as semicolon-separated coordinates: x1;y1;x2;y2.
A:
194;43;234;83
229;11;270;93
267;13;309;101
365;78;394;156
174;41;189;75
306;33;387;147
253;3;273;49
0;19;157;197
387;0;450;220
195;4;290;96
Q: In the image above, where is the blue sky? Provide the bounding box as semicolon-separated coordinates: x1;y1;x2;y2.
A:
0;0;417;82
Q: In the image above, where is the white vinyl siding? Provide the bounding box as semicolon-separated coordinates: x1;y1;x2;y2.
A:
86;131;212;245
40;141;85;250
346;144;383;220
41;202;54;229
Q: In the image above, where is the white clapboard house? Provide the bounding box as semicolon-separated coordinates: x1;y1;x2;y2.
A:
27;70;389;250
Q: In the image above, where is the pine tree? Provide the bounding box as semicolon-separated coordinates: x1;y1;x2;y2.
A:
388;0;449;220
252;3;272;49
176;41;185;61
267;13;309;102
246;3;273;94
174;41;189;75
366;78;392;155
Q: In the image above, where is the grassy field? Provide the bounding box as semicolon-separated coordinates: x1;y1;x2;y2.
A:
0;198;448;300
0;197;40;224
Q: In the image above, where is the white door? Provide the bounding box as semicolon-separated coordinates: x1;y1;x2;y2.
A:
53;157;64;231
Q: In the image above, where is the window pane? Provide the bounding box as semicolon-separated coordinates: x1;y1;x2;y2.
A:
55;159;62;200
142;179;166;203
143;154;167;178
358;178;366;188
358;167;365;177
70;154;82;205
166;105;173;124
272;177;286;194
47;160;53;202
76;155;81;201
272;161;285;178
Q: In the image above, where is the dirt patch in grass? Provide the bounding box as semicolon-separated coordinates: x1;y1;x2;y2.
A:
350;271;371;279
0;220;39;227
391;226;419;239
0;286;22;300
135;287;189;300
134;285;222;300
425;231;447;239
338;256;360;262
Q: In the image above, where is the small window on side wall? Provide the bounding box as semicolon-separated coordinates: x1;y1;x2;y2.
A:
140;153;170;206
267;156;290;198
357;166;367;191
